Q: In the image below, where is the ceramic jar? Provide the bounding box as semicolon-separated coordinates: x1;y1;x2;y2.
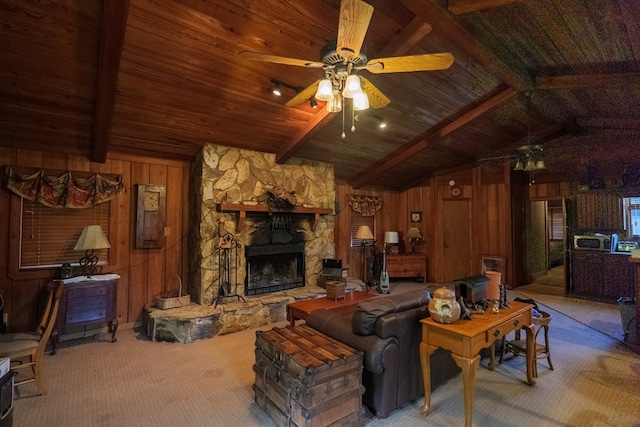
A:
428;287;461;324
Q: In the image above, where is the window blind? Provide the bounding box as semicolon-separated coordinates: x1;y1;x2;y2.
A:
20;199;110;269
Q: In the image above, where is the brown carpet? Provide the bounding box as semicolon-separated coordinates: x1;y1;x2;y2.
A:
10;284;640;427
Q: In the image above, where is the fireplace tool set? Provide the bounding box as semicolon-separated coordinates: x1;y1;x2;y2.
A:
213;228;245;308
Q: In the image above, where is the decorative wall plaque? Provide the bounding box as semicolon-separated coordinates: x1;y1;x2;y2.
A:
136;184;167;249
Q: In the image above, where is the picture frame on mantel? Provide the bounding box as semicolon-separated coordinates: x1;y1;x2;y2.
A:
481;255;505;275
410;211;422;223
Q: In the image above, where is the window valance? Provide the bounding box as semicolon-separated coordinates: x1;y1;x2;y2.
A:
5;168;124;208
347;194;383;217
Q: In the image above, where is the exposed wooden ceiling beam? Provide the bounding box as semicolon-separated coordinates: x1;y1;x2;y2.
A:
576;117;640;130
536;72;640;90
92;0;130;163
275;16;433;164
349;87;517;188
448;0;525;15
399;0;530;90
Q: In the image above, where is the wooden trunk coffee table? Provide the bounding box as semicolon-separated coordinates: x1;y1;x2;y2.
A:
286;290;376;326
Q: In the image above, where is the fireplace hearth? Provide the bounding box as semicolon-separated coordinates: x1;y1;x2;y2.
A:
245;242;305;296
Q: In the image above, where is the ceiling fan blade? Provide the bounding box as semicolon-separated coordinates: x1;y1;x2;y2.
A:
361;77;390;109
285;80;320;107
238;51;324;68
336;0;374;61
365;53;454;74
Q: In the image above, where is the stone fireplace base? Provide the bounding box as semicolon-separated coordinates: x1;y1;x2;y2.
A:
143;280;364;343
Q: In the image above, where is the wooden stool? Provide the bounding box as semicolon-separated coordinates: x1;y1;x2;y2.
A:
500;310;553;377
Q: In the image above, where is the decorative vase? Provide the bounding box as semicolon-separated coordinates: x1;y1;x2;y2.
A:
428;287;461;324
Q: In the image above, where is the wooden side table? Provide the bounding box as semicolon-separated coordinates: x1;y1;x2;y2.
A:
385;253;427;283
419;301;535;427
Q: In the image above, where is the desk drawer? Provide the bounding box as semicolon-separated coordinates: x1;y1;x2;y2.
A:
67;296;107;312
485;312;529;342
66;309;107;324
67;286;107;299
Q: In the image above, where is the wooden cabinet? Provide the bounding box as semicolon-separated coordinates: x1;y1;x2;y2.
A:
52;274;119;352
385;254;427;283
571;252;634;300
576;192;622;231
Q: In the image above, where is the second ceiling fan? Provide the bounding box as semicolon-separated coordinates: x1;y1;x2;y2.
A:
239;0;454;111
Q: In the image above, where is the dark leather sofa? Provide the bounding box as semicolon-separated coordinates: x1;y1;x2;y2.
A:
305;288;460;418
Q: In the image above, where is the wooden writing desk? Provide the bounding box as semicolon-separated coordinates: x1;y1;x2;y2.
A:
286;290;375;326
419;301;535;427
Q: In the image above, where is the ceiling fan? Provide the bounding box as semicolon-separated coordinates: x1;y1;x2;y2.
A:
238;0;454;111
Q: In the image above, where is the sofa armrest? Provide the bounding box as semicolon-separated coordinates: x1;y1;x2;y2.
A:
305;309;398;375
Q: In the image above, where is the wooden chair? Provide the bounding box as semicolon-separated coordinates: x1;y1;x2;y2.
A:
500;309;553;377
0;282;63;395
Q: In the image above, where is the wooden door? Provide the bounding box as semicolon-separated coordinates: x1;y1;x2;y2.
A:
442;200;471;281
527;200;548;281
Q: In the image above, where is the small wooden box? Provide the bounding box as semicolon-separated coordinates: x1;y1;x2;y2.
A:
326;280;346;301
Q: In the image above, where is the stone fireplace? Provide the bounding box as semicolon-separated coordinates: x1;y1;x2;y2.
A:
189;145;336;306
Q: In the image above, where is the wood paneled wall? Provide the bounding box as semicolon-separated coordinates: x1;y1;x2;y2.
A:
0;148;190;332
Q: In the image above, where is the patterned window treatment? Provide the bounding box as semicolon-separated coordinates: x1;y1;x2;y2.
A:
347;194;383;217
5;168;124;208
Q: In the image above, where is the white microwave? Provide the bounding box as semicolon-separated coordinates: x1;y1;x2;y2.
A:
574;234;617;252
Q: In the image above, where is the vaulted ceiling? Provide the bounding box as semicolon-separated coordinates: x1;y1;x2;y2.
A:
2;0;639;190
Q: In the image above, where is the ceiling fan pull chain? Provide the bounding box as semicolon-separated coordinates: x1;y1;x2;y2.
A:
351;101;356;132
342;100;346;139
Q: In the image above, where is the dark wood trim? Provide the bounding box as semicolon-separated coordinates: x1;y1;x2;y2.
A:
537;72;640;90
92;0;130;163
349;87;517;189
448;0;525;15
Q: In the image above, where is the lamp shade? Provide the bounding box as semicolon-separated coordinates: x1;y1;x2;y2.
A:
353;91;369;110
406;227;423;239
355;225;374;240
74;225;111;251
342;75;363;98
384;231;399;244
326;91;342;113
314;79;334;102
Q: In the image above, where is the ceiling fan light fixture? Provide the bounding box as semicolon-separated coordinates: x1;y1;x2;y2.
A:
535;159;545;169
353;91;369;110
315;79;334;101
326;91;342;113
524;157;536;172
513;158;525;171
342;74;363;98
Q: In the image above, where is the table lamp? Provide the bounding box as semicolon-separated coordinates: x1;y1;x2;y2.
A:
406;227;423;253
74;225;111;276
384;231;399;254
355;225;374;284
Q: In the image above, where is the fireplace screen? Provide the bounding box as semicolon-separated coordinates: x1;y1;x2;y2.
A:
245;243;305;296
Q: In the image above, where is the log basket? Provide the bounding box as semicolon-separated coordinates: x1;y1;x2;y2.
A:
155;275;190;309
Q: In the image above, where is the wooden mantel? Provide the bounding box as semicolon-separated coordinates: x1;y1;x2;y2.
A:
216;203;333;231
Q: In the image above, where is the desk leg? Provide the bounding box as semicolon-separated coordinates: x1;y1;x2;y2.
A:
451;353;480;427
523;324;536;386
419;342;438;415
287;307;295;327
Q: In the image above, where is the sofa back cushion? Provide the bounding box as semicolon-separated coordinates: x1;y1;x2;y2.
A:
352;289;430;336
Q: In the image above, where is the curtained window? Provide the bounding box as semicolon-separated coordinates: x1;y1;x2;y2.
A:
350;214;375;249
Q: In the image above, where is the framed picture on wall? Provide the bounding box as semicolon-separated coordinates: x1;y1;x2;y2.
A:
410;211;422;223
481;255;505;275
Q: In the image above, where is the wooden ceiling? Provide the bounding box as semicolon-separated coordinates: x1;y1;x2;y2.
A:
2;0;639;190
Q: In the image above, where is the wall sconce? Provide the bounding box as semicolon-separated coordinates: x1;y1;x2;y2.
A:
406;227;423;253
74;225;111;276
